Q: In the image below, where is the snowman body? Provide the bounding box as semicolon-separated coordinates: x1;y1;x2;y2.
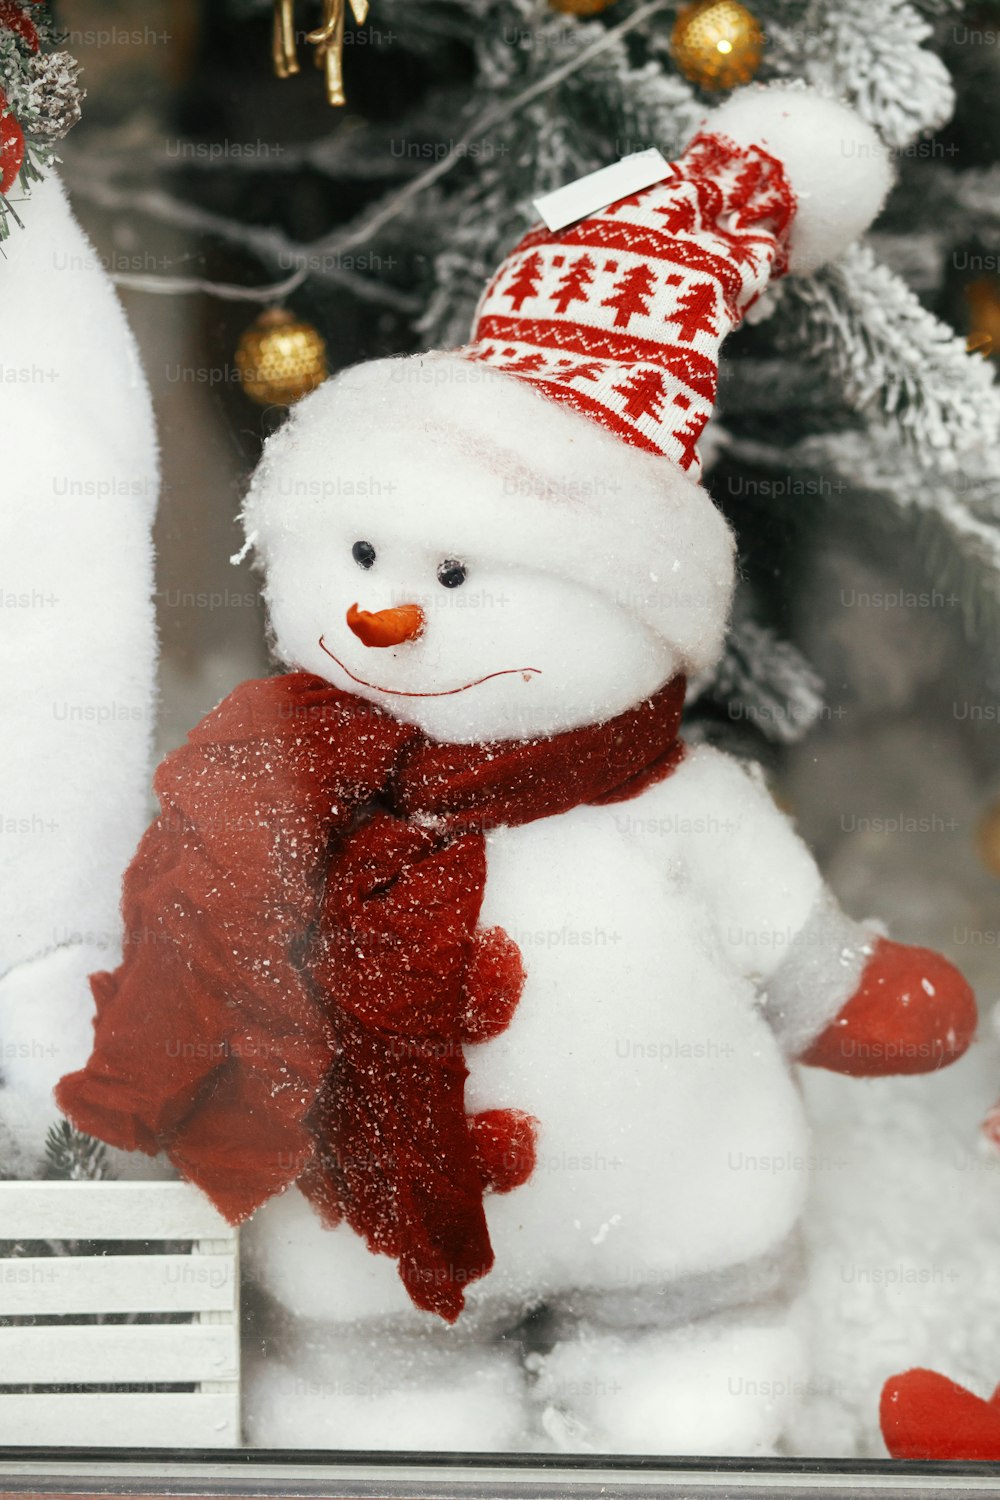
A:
470;752;812;1305
244;742;840;1451
0;174;157;1172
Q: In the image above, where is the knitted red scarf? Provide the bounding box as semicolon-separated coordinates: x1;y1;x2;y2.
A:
57;672;686;1321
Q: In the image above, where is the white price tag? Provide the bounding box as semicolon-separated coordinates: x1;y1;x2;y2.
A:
533;150;671;232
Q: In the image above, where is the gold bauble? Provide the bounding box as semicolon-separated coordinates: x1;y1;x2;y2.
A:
671;0;764;91
548;0;619;16
977;799;1000;878
235;308;328;407
965;276;1000;360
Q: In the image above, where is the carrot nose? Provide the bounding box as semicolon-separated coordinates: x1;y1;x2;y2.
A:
346;601;425;648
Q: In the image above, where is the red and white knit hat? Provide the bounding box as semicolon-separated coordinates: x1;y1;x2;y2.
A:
465;129;791;479
247;86;892;676
460;85;890;479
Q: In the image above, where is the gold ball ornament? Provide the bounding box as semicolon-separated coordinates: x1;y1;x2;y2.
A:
964;276;1000;359
671;0;764;91
235;308;328;407
976;798;1000;879
548;0;619;16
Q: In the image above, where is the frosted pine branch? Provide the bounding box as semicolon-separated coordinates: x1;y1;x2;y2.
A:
62;141;424;314
722;428;1000;650
840;434;1000;643
802;0;953;147
708;611;827;745
908;0;961;13
780;244;1000;468
420;9;699;344
44;1120;115;1182
897;162;1000;243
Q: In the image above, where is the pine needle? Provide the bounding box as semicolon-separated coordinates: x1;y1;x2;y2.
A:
779;244;1000;469
43;1120;116;1183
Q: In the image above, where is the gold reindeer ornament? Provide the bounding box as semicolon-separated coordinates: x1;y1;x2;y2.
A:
272;0;371;106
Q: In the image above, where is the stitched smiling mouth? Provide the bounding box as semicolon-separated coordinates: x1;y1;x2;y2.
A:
319;636;542;699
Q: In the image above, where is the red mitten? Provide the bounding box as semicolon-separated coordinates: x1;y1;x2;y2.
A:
881;1368;1000;1460
799;937;976;1077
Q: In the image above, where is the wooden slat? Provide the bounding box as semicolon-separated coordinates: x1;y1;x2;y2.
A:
0;1322;237;1385
197;1237;241;1406
0;1181;233;1242
0;1252;236;1316
0;1391;239;1447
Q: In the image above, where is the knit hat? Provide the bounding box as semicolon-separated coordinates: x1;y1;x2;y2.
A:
245;85;892;677
460;85;891;478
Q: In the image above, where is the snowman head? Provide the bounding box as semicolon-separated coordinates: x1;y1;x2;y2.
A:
243;355;735;744
243;87;891;744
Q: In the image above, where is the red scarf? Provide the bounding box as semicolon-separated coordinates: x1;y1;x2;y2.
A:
57;672;685;1321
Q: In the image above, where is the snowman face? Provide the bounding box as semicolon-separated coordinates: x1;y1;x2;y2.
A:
247;358;734;744
262;527;677;744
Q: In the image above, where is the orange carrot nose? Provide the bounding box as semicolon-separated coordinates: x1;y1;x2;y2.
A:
346;601;425;648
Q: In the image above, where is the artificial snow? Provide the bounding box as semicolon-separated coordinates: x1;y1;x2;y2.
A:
243;745;879;1452
784;713;1000;1458
789;1049;1000;1458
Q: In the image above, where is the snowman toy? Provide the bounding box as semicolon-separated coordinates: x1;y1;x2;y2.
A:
58;85;978;1455
0;171;157;1176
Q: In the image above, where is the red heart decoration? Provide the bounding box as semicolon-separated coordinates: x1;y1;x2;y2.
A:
881;1368;1000;1460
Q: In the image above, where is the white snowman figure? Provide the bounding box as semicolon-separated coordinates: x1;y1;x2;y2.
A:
58;85;976;1456
0;169;157;1174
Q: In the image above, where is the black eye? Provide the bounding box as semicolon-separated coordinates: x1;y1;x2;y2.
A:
352;540;376;570
437;558;467;589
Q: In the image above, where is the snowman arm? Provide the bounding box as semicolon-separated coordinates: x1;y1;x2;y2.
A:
644;744;870;1055
633;745;975;1070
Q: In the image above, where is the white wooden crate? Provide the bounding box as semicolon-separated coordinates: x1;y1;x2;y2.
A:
0;1180;240;1448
